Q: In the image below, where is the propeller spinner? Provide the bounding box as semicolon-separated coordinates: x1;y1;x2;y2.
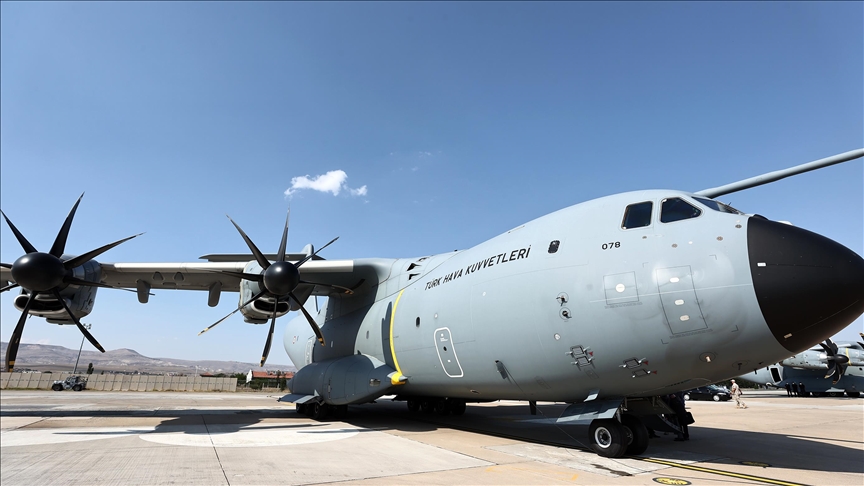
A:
198;211;352;367
1;194;142;371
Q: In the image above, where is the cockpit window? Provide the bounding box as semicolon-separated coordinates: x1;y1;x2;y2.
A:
622;201;653;229
693;196;743;215
660;197;702;223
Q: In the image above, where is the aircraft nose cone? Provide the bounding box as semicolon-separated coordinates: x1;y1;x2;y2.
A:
748;217;864;353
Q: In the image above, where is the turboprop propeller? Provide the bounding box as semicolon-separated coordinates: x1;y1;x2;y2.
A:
197;211;352;366
819;338;850;384
0;194;142;371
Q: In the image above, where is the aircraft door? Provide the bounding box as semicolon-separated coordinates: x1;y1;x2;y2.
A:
304;336;316;365
770;366;782;383
434;327;464;377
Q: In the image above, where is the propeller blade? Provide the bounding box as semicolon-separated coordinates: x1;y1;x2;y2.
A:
819;341;831;354
824;362;837;380
299;280;354;295
227;216;271;270
49;194;84;258
1;283;20;293
825;338;838;354
296;237;339;268
52;289;105;352
277;210;290;263
260;297;279;367
1;210;38;254
5;291;37;371
833;363;846;385
1;262;12;269
198;289;267;335
63;233;143;269
260;317;276;367
290;291;325;346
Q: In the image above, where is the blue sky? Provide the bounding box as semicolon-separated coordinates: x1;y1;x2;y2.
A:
1;2;861;366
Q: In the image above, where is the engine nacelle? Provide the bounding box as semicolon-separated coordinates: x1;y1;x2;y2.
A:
780;346;864;369
779;352;828;370
13;258;101;323
238;261;290;324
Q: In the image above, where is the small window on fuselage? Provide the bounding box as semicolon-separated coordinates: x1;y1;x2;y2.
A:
660;197;702;223
622;201;653;229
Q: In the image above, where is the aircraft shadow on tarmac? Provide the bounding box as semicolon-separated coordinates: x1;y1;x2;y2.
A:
339;401;864;476
2;401;861;475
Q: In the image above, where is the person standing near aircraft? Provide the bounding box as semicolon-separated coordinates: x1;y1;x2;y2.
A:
799;382;807;397
669;392;690;441
791;382;799;397
785;383;792;397
730;380;747;409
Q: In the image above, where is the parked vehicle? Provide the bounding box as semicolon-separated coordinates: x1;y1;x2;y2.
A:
51;376;87;391
683;385;731;401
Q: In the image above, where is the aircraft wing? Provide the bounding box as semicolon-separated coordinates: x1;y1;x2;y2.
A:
99;259;362;295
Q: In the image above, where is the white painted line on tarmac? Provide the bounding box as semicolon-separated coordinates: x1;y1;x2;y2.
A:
1;422;360;448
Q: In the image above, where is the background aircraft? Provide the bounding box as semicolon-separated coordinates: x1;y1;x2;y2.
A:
2;149;863;458
738;335;864;398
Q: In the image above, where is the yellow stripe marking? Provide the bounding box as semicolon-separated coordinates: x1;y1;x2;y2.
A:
641;458;807;486
389;289;406;385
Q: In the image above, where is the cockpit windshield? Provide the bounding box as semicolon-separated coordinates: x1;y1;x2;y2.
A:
693;197;743;215
660;197;702;223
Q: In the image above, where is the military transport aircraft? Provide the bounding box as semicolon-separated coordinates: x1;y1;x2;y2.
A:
2;149;863;458
738;335;864;398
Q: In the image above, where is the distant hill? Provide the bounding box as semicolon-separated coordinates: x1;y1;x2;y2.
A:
0;342;295;375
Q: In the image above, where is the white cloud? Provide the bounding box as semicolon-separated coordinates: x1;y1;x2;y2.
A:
284;170;367;197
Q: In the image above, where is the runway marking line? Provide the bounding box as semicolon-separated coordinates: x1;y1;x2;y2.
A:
641;458;807;486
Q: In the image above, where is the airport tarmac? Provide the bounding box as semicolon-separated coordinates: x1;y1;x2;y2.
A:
1;389;861;486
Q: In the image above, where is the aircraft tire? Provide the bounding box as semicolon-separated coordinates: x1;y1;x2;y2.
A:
332;405;348;419
433;400;449;415
589;419;627;458
72;385;83;391
420;401;434;414
296;403;307;415
846;392;860;398
406;399;420;412
309;402;329;420
450;400;467;416
52;384;63;391
828;391;841;397
621;415;649;456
